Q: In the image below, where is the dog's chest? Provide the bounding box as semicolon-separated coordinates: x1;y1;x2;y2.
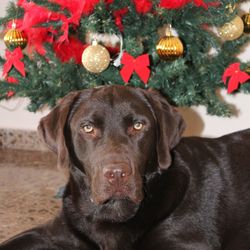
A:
85;222;136;250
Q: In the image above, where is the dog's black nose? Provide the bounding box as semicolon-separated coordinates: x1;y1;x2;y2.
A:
103;164;131;184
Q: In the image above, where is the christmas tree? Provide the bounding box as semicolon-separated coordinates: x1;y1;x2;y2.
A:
0;0;249;115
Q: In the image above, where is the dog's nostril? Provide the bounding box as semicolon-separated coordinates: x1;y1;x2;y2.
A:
104;166;131;183
105;170;125;179
115;170;127;178
109;173;115;178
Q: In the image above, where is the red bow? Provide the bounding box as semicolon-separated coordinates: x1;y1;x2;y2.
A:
222;63;250;94
120;52;150;85
3;48;26;78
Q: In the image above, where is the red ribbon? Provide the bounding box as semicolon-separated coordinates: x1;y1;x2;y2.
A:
120;52;150;85
222;63;250;94
3;48;26;78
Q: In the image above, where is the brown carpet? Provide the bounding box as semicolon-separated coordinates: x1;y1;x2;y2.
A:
0;149;66;243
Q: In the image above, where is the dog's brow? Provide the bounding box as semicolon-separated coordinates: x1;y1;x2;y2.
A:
67;92;92;122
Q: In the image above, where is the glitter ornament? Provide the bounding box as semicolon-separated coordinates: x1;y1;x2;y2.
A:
81;40;110;73
4;21;28;50
218;16;244;41
156;25;184;60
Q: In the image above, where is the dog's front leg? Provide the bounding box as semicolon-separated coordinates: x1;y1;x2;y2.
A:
0;229;56;250
0;229;98;250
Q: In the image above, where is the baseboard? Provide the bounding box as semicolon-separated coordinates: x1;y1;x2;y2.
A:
0;128;48;151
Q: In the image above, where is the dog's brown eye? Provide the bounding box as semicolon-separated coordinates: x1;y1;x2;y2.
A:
133;122;143;131
82;125;94;133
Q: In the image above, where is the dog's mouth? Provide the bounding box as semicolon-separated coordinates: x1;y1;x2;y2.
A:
88;185;144;222
102;197;126;205
92;196;141;222
88;168;144;222
102;197;129;207
90;188;144;206
102;195;142;206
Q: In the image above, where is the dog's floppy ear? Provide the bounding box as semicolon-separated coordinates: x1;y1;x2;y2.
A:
144;89;186;170
38;91;81;169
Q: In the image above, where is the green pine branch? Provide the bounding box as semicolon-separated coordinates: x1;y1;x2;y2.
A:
0;0;249;116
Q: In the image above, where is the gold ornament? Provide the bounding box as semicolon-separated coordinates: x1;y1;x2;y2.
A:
156;26;184;60
4;21;28;50
242;13;250;34
85;32;120;58
218;16;244;41
81;40;110;73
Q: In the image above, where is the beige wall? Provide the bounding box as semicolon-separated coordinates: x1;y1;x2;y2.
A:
0;0;249;137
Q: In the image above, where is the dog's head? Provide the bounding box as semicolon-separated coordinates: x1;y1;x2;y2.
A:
38;86;185;222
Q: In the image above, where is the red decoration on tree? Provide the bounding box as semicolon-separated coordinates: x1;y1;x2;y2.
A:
17;0;83;51
113;8;128;32
81;0;101;15
6;77;19;98
159;0;220;9
7;91;15;98
104;0;114;4
133;0;152;14
120;52;150;85
52;0;99;18
20;1;53;28
222;63;250;93
159;0;187;9
15;1;60;54
51;0;100;44
193;0;220;9
7;76;18;83
53;37;87;64
3;47;26;78
57;19;71;44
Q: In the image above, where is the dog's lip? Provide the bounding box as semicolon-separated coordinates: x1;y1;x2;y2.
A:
102;196;141;206
90;194;143;206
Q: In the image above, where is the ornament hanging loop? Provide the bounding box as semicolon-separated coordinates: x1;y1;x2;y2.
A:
165;24;172;37
113;34;124;67
226;3;236;14
11;20;16;29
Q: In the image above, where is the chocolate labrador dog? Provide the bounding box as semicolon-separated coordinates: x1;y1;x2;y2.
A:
1;85;250;250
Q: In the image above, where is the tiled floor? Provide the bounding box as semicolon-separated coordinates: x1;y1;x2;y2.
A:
0;149;66;243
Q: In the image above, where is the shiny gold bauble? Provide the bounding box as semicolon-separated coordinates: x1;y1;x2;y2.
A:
81;41;110;73
85;32;120;57
156;35;184;60
4;24;28;50
218;16;244;41
242;13;250;34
